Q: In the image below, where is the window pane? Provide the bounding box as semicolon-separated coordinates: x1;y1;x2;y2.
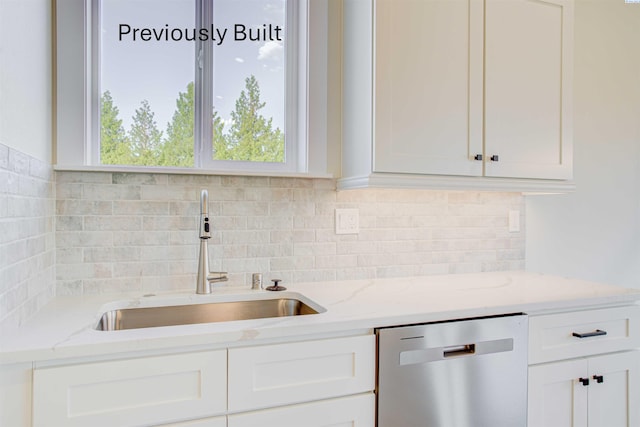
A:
210;0;286;163
100;0;196;167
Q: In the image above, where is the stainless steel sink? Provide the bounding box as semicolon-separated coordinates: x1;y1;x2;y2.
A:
96;295;321;331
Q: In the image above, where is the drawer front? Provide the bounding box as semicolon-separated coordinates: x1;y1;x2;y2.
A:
33;350;227;427
160;416;227;427
228;335;375;412
529;306;640;364
228;393;375;427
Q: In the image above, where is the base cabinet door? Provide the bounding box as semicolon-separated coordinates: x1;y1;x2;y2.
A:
528;351;639;427
228;393;375;427
228;335;375;412
528;359;588;427
587;352;640;427
32;351;227;427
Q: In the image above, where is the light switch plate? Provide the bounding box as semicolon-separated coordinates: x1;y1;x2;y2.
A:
335;209;359;235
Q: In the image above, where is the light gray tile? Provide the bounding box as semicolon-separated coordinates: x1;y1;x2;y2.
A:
8;149;30;174
113;200;169;215
112;173;167;185
84;216;142;231
82;184;141;201
57;200;113;215
56;231;113;248
0;144;9;170
57;171;112;184
56;216;83;231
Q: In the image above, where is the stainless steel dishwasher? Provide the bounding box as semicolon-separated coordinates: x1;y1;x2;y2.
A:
376;314;528;427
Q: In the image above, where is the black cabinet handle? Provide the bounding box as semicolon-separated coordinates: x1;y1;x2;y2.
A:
593;375;604;384
579;377;590;386
490;155;499;162
474;154;483;161
572;329;607;339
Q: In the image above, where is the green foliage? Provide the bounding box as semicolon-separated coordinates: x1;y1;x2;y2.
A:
219;75;285;162
128;100;163;165
161;82;195;167
100;91;131;165
100;75;284;167
212;110;230;160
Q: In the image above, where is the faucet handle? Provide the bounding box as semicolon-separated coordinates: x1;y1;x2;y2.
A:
207;272;228;283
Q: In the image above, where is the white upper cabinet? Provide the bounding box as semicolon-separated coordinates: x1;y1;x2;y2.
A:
341;0;574;191
484;0;573;180
373;0;484;177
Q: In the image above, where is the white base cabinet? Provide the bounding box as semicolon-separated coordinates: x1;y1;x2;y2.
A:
32;351;227;427
229;335;375;412
528;306;640;427
30;334;375;427
160;416;227;427
228;393;375;427
528;351;640;427
0;363;32;427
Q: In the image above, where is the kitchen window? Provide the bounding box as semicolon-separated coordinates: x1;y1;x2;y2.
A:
56;0;327;175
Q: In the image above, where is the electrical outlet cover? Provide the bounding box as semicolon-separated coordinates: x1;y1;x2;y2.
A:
335;209;359;234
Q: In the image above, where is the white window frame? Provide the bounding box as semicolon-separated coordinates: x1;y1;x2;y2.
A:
55;0;328;177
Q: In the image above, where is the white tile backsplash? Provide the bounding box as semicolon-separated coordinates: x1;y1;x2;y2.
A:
55;171;526;295
0;144;55;330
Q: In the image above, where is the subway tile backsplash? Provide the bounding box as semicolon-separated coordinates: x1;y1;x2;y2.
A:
55;171;525;296
0;144;55;329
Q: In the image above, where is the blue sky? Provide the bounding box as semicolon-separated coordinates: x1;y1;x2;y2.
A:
101;0;285;134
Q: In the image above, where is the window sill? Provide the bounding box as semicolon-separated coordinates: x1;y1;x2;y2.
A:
53;164;334;180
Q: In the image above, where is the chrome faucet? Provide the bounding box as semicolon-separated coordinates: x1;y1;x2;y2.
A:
196;189;228;294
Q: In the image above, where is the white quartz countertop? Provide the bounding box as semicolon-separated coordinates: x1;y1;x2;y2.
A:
2;271;639;364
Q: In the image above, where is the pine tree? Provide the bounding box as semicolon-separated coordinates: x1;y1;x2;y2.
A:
129;100;163;165
161;82;195;167
221;75;285;162
100;91;131;165
211;109;229;160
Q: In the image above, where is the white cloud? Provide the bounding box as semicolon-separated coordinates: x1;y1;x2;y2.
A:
234;57;245;63
258;41;284;62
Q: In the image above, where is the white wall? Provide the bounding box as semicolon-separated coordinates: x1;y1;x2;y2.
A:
526;0;640;288
0;0;52;163
0;1;55;330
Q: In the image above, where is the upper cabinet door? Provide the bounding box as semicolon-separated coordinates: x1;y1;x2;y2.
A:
373;0;484;177
484;0;573;179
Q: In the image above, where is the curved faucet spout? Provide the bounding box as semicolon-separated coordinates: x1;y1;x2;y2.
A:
196;189;227;294
200;189;209;216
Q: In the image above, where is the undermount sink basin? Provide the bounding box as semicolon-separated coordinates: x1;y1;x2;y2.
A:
95;293;322;331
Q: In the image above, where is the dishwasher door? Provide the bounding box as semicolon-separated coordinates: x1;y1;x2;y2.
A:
376;314;528;427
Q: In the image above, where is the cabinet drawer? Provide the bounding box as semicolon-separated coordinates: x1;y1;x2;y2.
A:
529;306;640;364
228;335;375;412
33;350;227;427
228;393;375;427
160;416;227;427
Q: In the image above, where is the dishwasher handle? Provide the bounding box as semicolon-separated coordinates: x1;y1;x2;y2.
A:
399;338;514;366
443;344;476;358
